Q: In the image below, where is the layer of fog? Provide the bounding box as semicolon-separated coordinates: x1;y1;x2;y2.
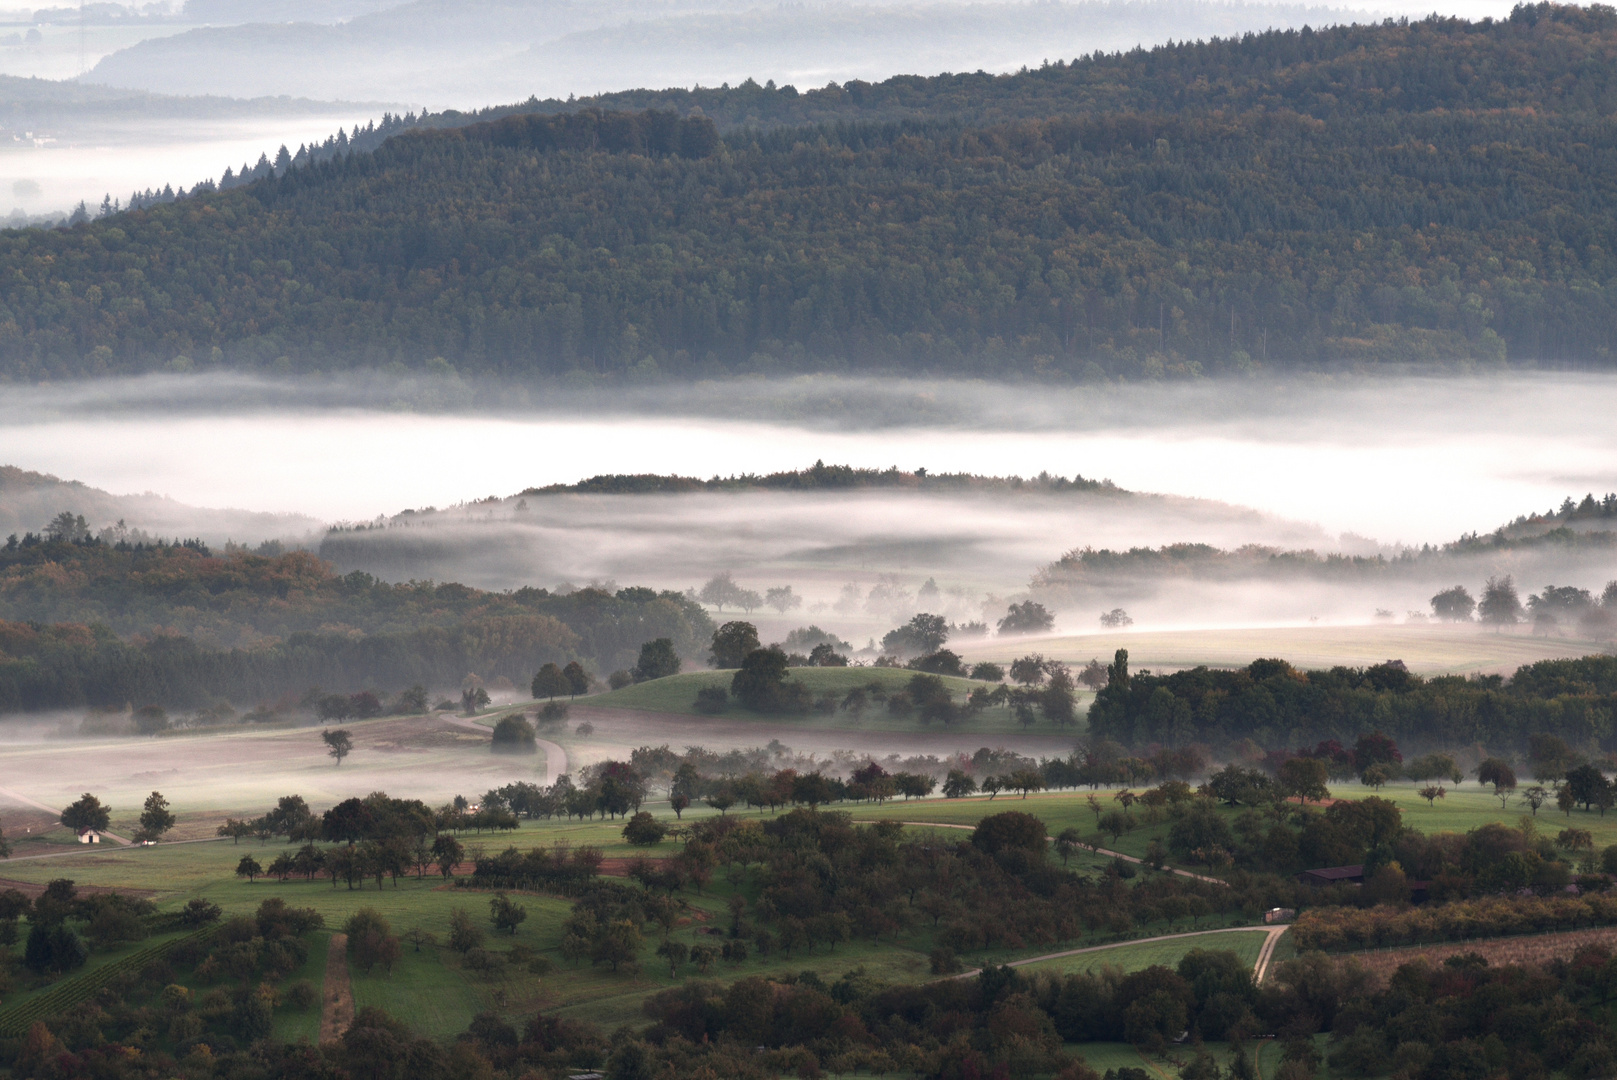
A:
0;109;387;218
1;371;1615;546
78;0;1372;105
0;710;1070;823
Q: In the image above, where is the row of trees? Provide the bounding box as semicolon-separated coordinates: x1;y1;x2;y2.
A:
1431;575;1617;631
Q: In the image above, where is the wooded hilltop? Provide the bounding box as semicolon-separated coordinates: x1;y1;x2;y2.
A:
3;4;1617;380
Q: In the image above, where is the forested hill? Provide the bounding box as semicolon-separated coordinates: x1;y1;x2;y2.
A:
6;4;1617;380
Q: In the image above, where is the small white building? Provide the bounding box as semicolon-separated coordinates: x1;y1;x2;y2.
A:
77;828;101;844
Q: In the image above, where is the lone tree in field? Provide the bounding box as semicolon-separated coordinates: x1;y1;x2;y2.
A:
236;854;263;883
136;791;176;843
998;600;1055;635
61;793;110;837
322;728;353;766
489;892;527;935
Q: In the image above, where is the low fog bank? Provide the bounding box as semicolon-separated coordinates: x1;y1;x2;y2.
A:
6;368;1616;442
320;490;1617;641
317;486;1348;622
0;709;1073;823
80;0;1373;107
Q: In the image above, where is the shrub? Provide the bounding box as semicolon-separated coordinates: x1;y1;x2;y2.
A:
622;812;668;846
283;980;317;1011
491;714;537;754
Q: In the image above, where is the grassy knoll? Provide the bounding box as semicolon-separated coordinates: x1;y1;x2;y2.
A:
584;668;1063;734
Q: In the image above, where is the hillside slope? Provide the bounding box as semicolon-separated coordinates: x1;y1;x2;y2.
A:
9;5;1617;381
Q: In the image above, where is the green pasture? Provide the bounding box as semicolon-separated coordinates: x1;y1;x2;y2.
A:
1011;930;1271;978
1074;1036;1326;1079
6;774;1596;1053
583;668;1079;734
273;930;328;1044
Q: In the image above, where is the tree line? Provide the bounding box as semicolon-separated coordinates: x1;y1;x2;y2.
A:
1087;649;1617;751
9;7;1617;380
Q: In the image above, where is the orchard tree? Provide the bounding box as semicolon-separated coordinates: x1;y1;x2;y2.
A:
997;600;1054;635
236;854;263;882
531;663;569;699
1523;784;1549;815
1477;758;1518;807
1431;585;1476;621
1009;655;1048;687
562;661;591;697
136;791;176;843
634;638;681;682
1278;757;1330;804
765;586;802;613
322;728;353;766
1479;575;1524;627
708;622;760;669
61;793;111;836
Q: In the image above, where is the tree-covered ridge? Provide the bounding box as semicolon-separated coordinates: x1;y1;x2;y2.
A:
0;535;713;667
1086;650;1617;752
1034;492;1617;594
507;2;1617;128
7;6;1617;379
515;462;1122;496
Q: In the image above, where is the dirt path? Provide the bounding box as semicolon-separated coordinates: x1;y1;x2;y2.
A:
958;924;1290;982
0;784;131;845
892;820;1228;886
319;933;354;1043
441;713;567;785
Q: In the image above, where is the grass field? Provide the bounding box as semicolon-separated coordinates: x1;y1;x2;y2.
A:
273;930;328;1044
1073;1036;1325;1079
1013;930;1272;977
959;623;1611;678
7;771;1609;1057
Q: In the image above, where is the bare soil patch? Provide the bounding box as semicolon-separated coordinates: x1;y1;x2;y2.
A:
320;933;353;1043
0;877;156;899
1347;927;1617;984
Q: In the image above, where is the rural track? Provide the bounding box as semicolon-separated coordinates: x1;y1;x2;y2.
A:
956;924;1292;984
441;712;567;785
1;835;229;862
0;784;132;845
891;820;1228;885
